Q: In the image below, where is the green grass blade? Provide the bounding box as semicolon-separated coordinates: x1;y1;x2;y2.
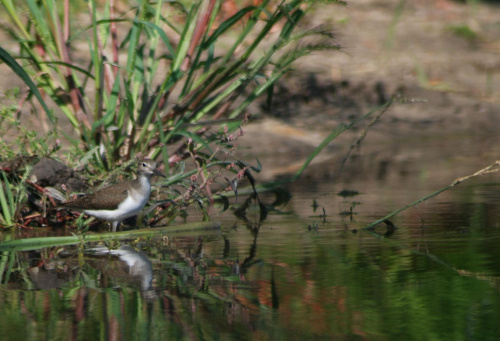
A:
0;221;221;252
202;7;256;49
0;173;13;226
291;100;395;182
0;234;15;283
92;73;121;134
142;1;164;86
0;46;54;123
68;19;129;42
135;69;182;152
2;172;15;219
1;0;32;40
156;118;170;176
37;61;95;79
26;0;56;52
194;79;243;121
220;0;269;65
175;130;213;154
172;2;199;72
138;19;175;56
0;250;10;283
90;0;102;123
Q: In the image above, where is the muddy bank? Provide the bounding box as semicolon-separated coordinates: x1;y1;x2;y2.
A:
236;0;500;180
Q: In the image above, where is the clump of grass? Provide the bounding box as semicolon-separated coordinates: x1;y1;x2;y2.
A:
0;0;346;228
448;24;479;43
0;167;30;228
1;0;343;163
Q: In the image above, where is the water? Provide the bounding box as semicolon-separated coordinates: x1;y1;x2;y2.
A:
2;135;500;340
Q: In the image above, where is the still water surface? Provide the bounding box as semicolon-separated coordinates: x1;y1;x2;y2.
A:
1;137;500;340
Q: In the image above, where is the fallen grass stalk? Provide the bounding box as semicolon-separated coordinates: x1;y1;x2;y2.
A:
0;221;221;252
364;160;500;230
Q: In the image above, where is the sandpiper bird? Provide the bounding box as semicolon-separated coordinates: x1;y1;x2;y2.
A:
60;159;165;231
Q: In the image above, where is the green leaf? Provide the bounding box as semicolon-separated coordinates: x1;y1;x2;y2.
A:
172;2;199;71
215;194;230;213
175;130;213;155
26;0;55;51
252;159;262;173
0;46;54;123
280;8;305;40
137;19;175;56
202;7;256;48
0;172;13;226
38;61;95;79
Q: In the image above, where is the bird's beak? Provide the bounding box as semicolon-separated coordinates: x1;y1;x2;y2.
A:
153;168;166;178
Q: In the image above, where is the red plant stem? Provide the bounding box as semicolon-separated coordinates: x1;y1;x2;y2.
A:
110;0;119;78
26;180;57;206
149;203;175;225
27;180;45;194
19;225;34;230
23;213;41;220
201;171;214;205
32;34;50;130
180;0;217;72
64;0;70;42
35;34;46;59
211;99;232;120
60;0;90;129
15;88;30;116
97;41;114;96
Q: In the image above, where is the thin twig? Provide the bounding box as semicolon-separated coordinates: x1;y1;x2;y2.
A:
338;100;393;176
365;160;500;229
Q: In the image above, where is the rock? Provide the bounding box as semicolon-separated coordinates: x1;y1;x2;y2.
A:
30;158;87;192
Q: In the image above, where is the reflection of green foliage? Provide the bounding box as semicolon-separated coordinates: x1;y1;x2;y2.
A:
2;221;500;339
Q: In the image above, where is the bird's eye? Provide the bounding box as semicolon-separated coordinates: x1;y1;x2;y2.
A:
142;162;147;167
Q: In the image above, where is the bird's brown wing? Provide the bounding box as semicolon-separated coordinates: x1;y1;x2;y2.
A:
61;181;133;210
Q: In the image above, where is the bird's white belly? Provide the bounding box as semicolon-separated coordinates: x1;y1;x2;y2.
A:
83;190;150;222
